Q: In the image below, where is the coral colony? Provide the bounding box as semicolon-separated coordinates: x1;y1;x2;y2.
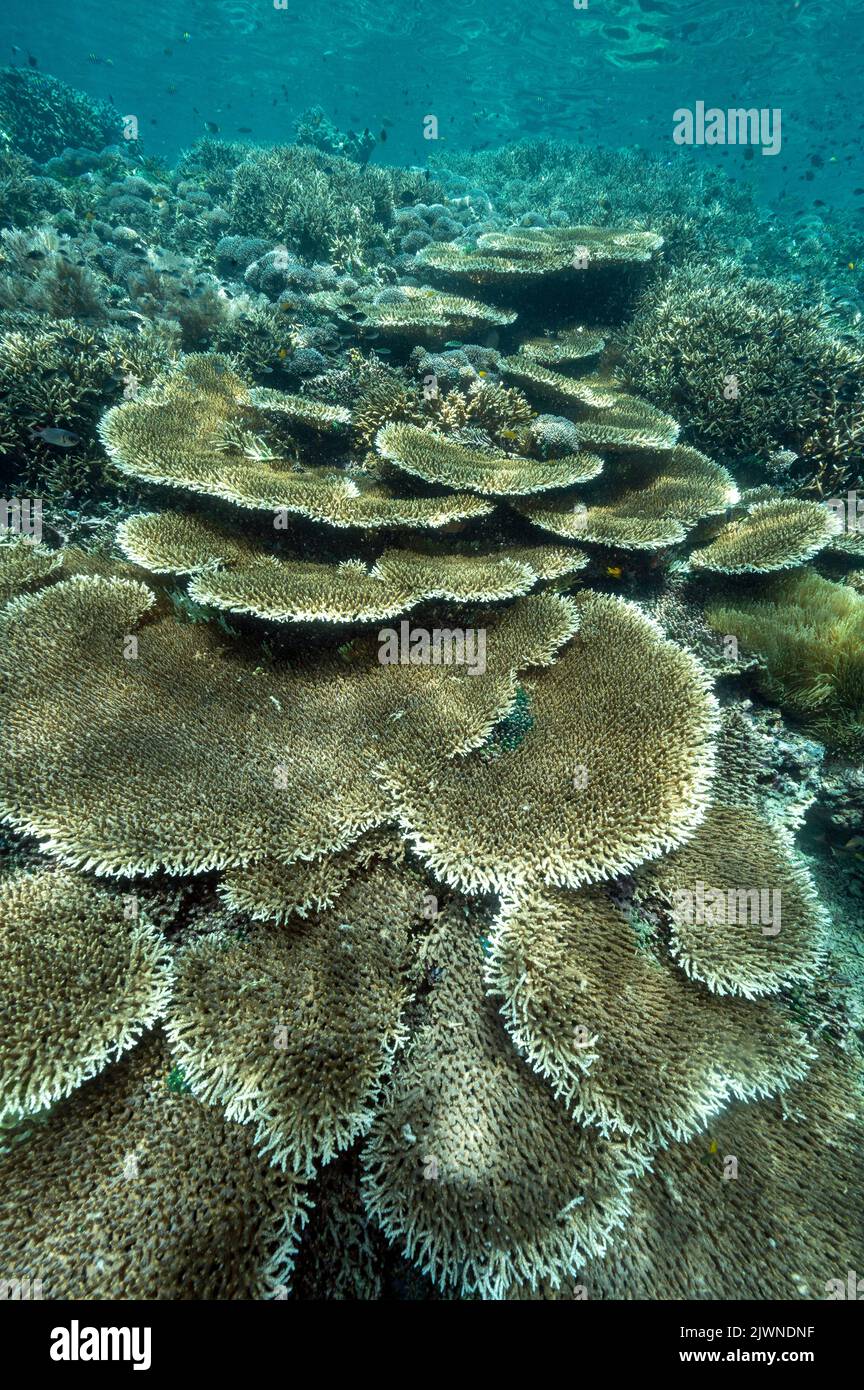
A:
0;43;862;1308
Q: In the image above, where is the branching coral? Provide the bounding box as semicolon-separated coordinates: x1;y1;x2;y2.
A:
0;67;121;161
0;868;172;1125
226;145;444;268
0;310;178;504
621;266;864;493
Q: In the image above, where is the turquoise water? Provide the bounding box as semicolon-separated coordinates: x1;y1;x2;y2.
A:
3;0;863;213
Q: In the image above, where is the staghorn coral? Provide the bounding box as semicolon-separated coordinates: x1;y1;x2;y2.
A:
361;911;644;1298
0;868;172;1126
0;1032;309;1299
0;227;111;320
634;802;826;999
515;445;736;550
0;310;178;504
382;591;718;895
690;498;841;573
376;420;602;497
166;859;422;1177
424;377;536;445
706;570;864;757
226;145;444;268
486;884;812;1144
0;146;59;230
351;357;426;447
621;266;864;494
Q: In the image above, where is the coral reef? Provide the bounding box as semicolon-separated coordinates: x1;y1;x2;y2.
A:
0;68;122;162
690;498;841;574
621;267;864;495
166;859;421;1177
707;570;864;758
0;73;861;1304
0;868;171;1125
0;1033;308;1298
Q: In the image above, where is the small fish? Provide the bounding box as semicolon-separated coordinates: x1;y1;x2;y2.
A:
606;565;623;579
849;263;857;271
27;53;38;68
237;126;252;134
205;121;220;133
278;347;288;359
30;427;80;448
499;429;518;441
380;129;387;143
478;370;487;378
708;1139;718;1155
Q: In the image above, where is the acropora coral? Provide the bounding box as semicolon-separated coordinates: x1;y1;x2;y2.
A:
0;78;861;1307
